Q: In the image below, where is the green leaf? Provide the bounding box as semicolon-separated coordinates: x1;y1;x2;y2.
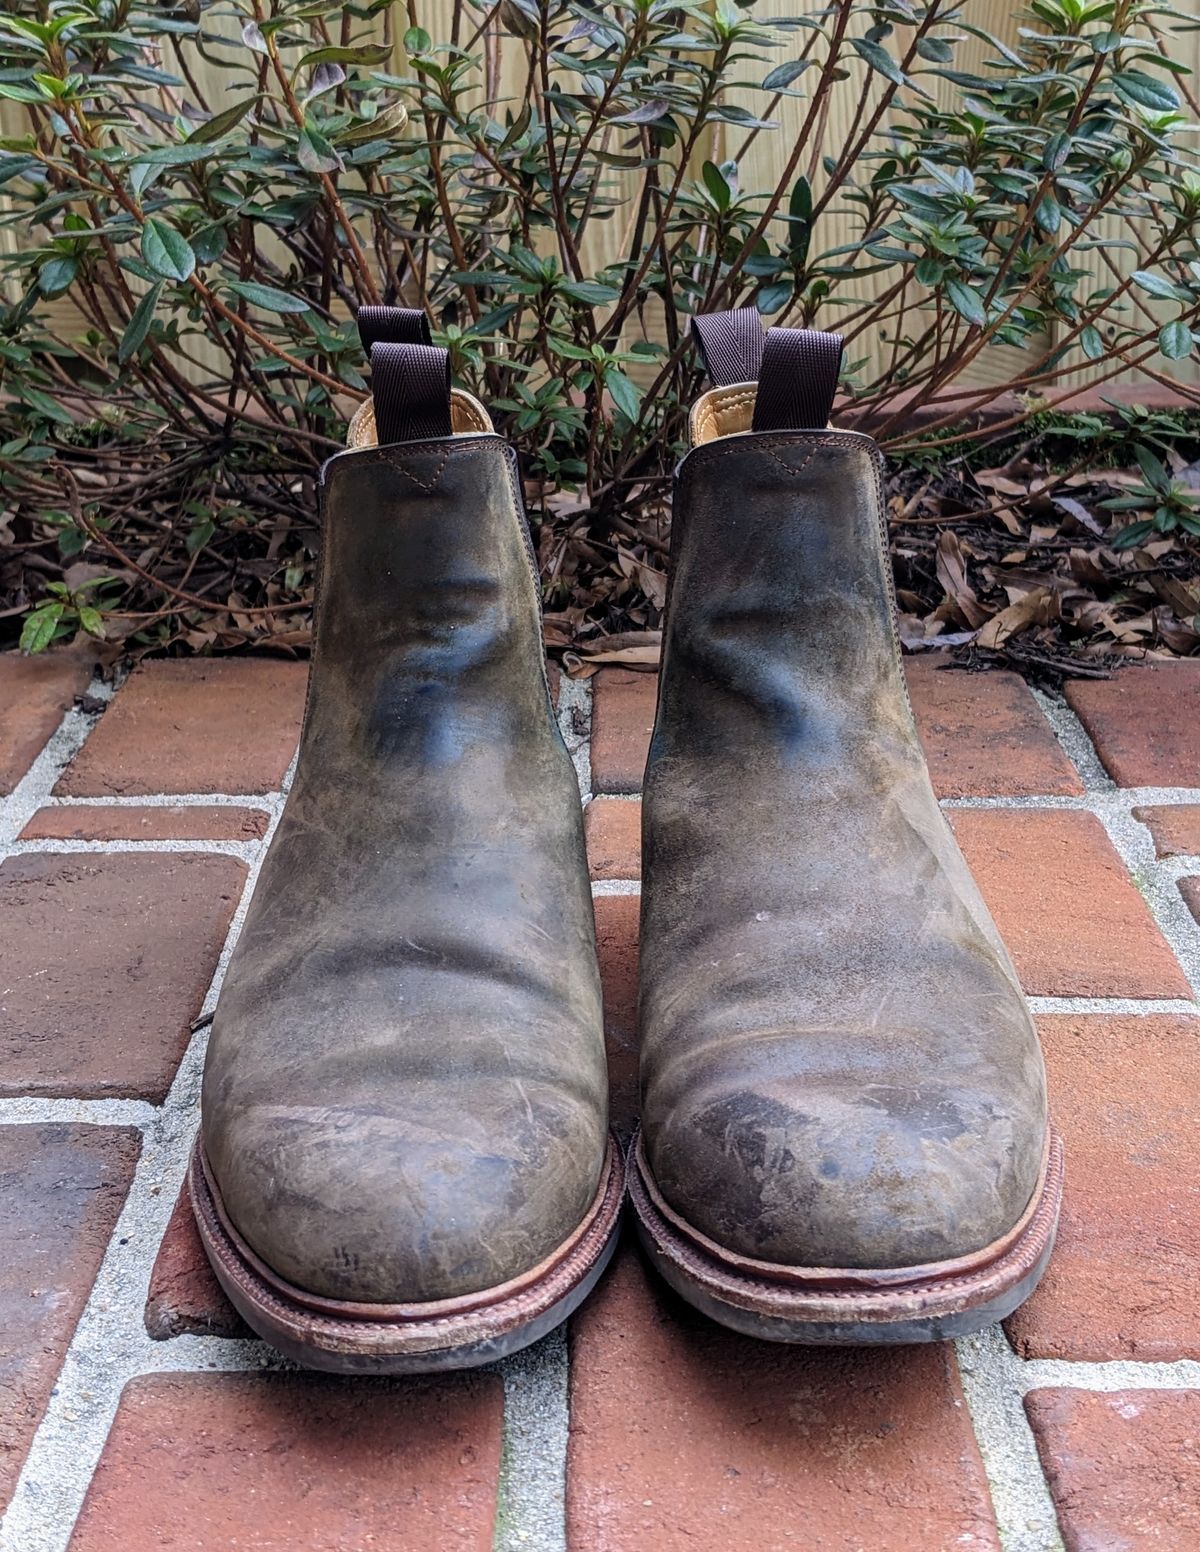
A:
118;281;162;363
701;160;731;212
20;387;74;425
1080;324;1104;360
756;281;793;313
1114;70;1178;113
297;121;344;174
403;26;431;54
186;94;260;145
762;60;809;92
1132;270;1192;303
1111;518;1155;550
1042;132;1070;172
185;518;215;555
605;367;641;423
787;173;813;267
190;223;227;265
1134;444;1169;487
335;101;408;144
20;602;64;654
141;218;195;282
297;44;391;70
225;280;311;314
851;38;906;88
38;255;77;296
915;37;953;62
1159;320;1193;361
78;605;105;639
1035;193;1062;236
610;99;670;125
945;277;987;327
560;280;621;306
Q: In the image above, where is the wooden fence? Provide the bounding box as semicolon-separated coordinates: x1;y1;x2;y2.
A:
3;2;1197;391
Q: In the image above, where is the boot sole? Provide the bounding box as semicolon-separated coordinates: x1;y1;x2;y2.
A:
189;1132;624;1373
629;1125;1064;1344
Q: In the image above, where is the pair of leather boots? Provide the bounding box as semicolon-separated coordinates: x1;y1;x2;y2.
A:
189;306;1062;1370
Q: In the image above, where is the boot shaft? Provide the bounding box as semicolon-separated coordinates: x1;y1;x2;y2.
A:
662;428;915;770
310;435;554;768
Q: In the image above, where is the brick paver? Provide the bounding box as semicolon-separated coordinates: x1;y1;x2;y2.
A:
590;670;656;794
568;1246;1000;1552
67;1372;504;1552
1133;804;1200;858
1066;663;1200;787
0;853;245;1099
949;809;1190;997
1025;1388;1200;1552
1006;1015;1200;1361
144;1184;243;1341
21;804;269;842
906;657;1083;797
585;797;640;879
0;648;92;794
0;1124;141;1513
593;893;639;1138
56;659;306;796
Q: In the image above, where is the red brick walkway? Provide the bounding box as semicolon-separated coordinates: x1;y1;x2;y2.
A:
1;651;1198;1552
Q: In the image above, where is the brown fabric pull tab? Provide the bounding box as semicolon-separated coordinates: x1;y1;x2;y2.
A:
752;327;844;432
690;308;765;386
369;342;452;444
356;305;432;352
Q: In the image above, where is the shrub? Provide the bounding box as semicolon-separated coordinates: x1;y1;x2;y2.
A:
1;0;1198;653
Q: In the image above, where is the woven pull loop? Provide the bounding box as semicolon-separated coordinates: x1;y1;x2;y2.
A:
751;327;844;432
356;305;432;353
369;341;452;444
690;308;765;386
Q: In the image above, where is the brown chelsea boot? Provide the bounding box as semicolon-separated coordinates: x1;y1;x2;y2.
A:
190;308;621;1371
629;309;1062;1343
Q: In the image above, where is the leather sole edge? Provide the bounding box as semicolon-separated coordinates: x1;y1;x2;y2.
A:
628;1125;1064;1344
188;1132;625;1373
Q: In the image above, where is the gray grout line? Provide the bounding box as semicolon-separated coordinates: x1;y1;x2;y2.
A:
591;877;640;897
9;838;260;860
493;1327;570;1552
0;1097;158;1128
35;793;277;808
943;789;1200;809
556;674;592;802
957;1328;1066;1552
1031;688;1113;790
1025;995;1198;1016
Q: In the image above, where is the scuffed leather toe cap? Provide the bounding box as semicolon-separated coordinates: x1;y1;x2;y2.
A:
205;1087;607;1304
643;1066;1047;1270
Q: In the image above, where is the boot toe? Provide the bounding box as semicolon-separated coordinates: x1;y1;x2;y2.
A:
644;1069;1046;1271
207;1088;607;1304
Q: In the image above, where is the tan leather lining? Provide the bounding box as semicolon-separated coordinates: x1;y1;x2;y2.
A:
688;380;839;445
689;382;758;446
347;388;493;449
